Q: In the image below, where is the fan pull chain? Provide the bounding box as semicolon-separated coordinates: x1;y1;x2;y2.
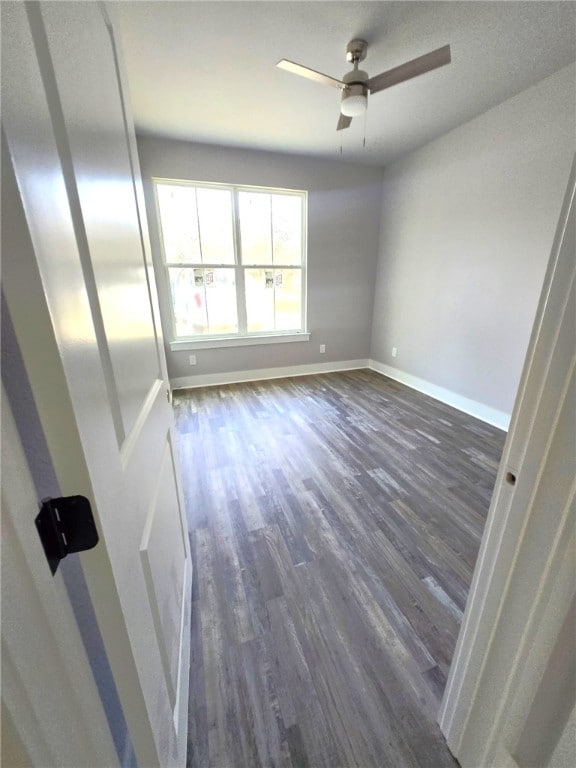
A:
363;105;367;148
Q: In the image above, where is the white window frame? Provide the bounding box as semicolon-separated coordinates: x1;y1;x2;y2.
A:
152;178;309;351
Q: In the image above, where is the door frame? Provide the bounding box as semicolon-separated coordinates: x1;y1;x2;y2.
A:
439;157;576;765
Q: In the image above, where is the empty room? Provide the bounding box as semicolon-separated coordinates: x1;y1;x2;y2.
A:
2;2;575;768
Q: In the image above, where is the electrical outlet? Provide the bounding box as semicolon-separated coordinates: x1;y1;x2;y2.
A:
189;354;197;366
391;347;398;358
320;344;326;354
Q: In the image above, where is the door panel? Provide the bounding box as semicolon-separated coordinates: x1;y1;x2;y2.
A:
41;2;160;441
2;3;191;765
140;434;189;705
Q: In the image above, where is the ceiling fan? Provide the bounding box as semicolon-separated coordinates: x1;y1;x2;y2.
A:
277;39;451;131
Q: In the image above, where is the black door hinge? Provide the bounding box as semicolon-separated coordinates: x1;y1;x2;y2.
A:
35;495;99;575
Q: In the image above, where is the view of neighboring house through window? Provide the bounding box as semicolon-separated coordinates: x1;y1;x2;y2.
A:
154;180;307;341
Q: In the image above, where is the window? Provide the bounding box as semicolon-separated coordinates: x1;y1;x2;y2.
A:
154;180;307;347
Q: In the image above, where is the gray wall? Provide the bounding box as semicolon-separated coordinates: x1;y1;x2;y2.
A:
138;136;384;381
370;64;575;415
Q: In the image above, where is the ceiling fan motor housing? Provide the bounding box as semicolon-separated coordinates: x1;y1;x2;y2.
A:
341;69;368;116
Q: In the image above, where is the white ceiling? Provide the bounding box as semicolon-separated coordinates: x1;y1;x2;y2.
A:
116;1;576;167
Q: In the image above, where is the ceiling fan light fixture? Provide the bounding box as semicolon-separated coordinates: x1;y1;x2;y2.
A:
340;85;367;117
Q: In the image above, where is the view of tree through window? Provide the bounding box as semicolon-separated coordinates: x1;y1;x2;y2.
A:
155;181;306;340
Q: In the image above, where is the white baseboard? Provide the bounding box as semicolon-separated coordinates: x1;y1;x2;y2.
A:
368;359;510;431
170;359;369;390
170;357;510;431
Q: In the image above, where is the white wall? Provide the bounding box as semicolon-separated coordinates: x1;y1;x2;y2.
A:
370;64;575;419
138;136;384;382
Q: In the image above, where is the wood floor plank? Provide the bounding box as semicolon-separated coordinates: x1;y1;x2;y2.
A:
176;370;505;768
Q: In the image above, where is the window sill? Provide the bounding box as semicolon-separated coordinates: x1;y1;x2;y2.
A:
169;332;311;352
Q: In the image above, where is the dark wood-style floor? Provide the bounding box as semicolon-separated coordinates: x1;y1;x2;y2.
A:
174;369;505;768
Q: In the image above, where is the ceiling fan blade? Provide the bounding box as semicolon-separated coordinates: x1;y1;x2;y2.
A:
337;114;352;131
366;44;451;95
276;59;346;90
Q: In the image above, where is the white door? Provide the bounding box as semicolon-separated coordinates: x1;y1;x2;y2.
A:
1;386;119;768
2;3;192;766
439;159;576;767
